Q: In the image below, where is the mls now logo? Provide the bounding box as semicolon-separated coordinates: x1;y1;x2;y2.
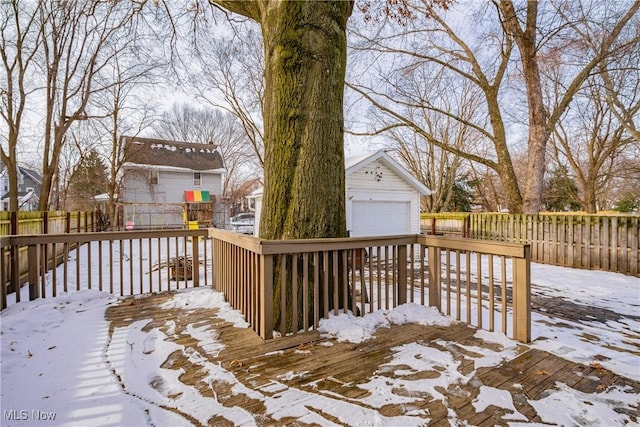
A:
4;409;57;421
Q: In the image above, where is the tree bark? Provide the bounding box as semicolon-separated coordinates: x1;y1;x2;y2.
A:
258;1;351;239
210;0;354;332
212;0;351;239
499;1;547;214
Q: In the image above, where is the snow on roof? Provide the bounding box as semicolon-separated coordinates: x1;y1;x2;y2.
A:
122;136;226;172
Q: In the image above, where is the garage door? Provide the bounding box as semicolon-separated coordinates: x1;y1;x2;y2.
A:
351;201;411;237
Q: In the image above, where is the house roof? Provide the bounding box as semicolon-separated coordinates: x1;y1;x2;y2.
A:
19;166;42;184
121;136;226;172
0;164;42;183
346;150;433;195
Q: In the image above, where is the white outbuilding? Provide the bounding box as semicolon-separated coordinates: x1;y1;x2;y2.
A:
248;150;432;237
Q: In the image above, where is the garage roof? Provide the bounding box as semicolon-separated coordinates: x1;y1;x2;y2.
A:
346;150;433;195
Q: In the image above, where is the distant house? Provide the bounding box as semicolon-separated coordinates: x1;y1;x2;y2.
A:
0;163;42;211
119;136;226;229
249;150;432;237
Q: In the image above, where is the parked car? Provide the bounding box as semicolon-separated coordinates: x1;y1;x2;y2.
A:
230;213;255;234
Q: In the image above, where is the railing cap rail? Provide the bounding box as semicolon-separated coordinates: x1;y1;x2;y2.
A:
6;229;208;245
419;235;529;258
208;229;530;259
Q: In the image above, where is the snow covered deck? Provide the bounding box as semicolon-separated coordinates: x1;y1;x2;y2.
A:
100;289;640;426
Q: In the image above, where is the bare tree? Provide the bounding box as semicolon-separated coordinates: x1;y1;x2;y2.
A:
89;53;161;228
209;1;353;241
497;0;639;213
544;5;640;213
360;75;482;212
599;32;640;143
349;0;639;213
35;0;141;210
550;80;638;213
207;1;354;334
188;21;265;166
0;0;41;211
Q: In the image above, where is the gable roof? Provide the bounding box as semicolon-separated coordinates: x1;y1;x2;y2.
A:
249;151;433;198
0;164;42;182
346;150;433;195
121;136;226;172
18;166;42;184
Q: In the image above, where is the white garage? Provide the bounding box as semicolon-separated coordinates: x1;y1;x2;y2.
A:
345;151;432;237
350;200;411;236
248;150;432;237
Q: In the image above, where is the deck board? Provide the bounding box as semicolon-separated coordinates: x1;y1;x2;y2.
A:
105;291;640;426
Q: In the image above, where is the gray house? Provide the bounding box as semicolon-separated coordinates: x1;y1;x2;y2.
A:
119;136;226;229
0;163;42;211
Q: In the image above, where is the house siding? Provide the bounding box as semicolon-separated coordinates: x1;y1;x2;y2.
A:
251;152;429;238
120;167;223;229
346;159;421;235
122;169;222;204
0;165;42;211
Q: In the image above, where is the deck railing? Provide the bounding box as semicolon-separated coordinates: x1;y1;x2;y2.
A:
1;229;211;309
1;229;531;343
210;230;531;343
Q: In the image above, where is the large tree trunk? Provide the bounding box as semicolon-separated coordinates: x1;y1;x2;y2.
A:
260;2;352;332
499;1;548;214
211;0;353;332
259;1;351;240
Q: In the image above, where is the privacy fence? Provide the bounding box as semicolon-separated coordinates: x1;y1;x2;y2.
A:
1;211;98;292
421;213;639;276
0;211;97;235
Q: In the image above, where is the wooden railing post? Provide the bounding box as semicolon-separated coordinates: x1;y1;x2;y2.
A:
192;235;199;287
397;244;407;305
9;212;19;301
28;244;39;301
428;245;441;309
513;244;531;343
259;254;274;340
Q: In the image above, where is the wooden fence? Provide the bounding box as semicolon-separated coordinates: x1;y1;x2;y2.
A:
421;213;639;276
210;229;531;343
0;210;97;236
1;211;98;292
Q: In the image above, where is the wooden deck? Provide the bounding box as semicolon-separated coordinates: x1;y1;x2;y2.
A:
105;291;640;426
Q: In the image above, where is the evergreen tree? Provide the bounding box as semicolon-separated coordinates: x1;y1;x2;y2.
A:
613;191;639;213
543;166;581;212
444;178;476;212
66;151;108;210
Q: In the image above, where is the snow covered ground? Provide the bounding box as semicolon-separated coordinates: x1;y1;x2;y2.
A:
1;257;639;425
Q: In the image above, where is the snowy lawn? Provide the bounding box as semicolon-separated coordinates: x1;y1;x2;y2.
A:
1;262;639;426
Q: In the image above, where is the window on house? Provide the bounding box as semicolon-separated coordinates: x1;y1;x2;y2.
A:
193;172;201;187
150;169;158;185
